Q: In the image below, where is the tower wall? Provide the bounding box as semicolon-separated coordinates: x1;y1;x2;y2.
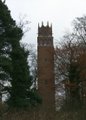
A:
37;22;55;120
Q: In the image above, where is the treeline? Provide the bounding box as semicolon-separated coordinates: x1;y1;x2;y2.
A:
55;15;86;112
0;0;41;111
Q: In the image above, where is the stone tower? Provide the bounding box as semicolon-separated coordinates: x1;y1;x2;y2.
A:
37;22;55;120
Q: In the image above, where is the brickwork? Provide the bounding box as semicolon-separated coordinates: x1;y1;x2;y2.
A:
37;22;55;119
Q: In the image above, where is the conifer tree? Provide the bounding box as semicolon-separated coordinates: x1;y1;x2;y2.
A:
0;0;14;100
0;0;41;107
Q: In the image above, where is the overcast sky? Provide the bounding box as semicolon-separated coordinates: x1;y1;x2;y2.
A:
6;0;86;45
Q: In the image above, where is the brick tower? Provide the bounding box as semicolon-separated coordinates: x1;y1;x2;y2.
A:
37;22;55;120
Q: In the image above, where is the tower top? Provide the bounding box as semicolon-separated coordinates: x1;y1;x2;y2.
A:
38;22;52;36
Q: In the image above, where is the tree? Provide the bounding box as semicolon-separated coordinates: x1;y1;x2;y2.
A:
54;15;86;120
0;0;41;108
55;41;79;109
0;0;15;101
27;44;37;89
72;15;86;45
55;27;86;111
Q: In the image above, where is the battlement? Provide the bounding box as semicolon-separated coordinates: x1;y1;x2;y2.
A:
38;22;52;36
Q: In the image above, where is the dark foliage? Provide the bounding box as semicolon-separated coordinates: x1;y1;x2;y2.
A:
0;0;41;108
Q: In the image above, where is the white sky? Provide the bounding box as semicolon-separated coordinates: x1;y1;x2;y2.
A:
6;0;86;45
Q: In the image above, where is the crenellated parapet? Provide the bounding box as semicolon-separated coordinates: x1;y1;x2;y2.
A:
38;22;53;47
38;22;52;37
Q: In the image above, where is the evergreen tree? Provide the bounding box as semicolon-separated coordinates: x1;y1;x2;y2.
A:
0;0;14;100
0;0;41;107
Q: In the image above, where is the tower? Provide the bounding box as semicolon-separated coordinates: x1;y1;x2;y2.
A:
37;22;55;120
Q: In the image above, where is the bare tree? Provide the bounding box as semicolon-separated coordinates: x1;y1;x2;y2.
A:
28;44;37;89
55;16;86;120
